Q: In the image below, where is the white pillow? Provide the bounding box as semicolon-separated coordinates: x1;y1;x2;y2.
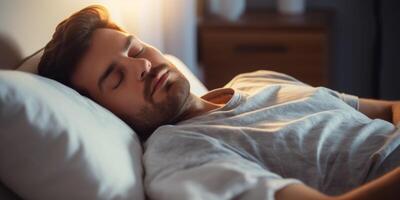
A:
17;50;208;96
0;70;144;200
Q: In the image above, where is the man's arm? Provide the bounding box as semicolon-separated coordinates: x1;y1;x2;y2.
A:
337;167;400;200
275;167;400;200
393;103;400;125
359;98;400;124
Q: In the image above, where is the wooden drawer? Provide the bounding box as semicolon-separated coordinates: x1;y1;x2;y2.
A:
199;29;328;89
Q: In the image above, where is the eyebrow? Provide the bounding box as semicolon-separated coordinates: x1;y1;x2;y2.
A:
97;35;133;92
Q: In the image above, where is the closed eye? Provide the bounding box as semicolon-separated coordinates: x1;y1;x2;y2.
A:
127;37;146;58
113;70;124;89
132;46;145;57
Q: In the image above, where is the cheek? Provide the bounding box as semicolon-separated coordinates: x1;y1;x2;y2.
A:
101;88;145;117
102;95;126;115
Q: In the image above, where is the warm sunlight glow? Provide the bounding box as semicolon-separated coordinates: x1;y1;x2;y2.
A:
118;0;164;50
81;0;164;50
87;0;124;25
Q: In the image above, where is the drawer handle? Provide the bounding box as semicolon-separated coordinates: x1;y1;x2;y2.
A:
235;44;288;54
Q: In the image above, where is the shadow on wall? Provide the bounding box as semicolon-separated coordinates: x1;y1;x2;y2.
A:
0;33;23;69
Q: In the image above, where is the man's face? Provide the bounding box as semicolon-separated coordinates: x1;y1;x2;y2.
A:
71;28;191;137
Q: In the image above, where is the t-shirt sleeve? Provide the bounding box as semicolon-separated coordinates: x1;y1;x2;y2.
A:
144;130;302;200
339;93;359;110
322;87;360;110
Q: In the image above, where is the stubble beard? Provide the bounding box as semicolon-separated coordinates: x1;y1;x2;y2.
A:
133;73;191;140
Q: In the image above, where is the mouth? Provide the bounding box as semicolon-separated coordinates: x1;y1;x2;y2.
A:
150;69;169;96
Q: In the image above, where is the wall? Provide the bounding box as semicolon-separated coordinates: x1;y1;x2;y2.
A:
0;0;133;67
379;0;400;99
162;0;199;78
0;0;199;77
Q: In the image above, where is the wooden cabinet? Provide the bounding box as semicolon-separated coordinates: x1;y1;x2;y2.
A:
198;11;332;89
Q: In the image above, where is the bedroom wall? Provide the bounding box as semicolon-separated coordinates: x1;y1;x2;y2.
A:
0;0;198;78
379;0;400;99
162;0;199;78
0;0;130;68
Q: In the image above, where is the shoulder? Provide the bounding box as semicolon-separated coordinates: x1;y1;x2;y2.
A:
224;70;308;90
146;125;225;149
223;70;310;95
143;124;246;180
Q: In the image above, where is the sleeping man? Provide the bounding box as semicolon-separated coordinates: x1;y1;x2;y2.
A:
38;5;399;200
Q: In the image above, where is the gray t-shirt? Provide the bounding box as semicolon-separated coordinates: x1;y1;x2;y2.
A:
143;70;400;200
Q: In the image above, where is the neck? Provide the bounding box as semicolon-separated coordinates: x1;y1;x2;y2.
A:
175;93;223;123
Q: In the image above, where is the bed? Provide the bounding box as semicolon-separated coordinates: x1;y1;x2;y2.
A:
0;2;207;200
2;2;400;200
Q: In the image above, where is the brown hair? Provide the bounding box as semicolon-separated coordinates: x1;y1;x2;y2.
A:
38;5;124;87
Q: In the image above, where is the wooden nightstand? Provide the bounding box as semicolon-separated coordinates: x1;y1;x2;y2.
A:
198;10;332;89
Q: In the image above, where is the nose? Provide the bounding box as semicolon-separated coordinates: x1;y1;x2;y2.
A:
124;58;151;81
138;58;151;80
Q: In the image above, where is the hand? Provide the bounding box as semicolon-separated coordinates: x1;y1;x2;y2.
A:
392;102;400;125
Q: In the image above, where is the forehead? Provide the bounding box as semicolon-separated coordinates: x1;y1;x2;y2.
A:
71;28;128;95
